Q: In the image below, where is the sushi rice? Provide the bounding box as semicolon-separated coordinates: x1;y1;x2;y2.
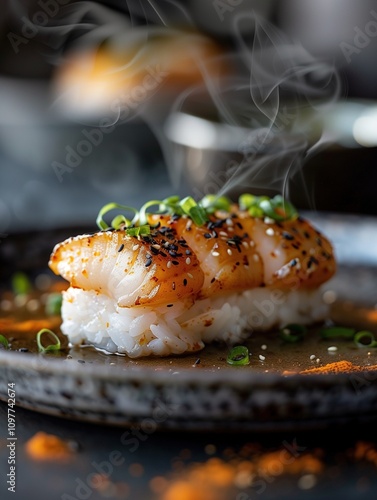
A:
61;285;328;357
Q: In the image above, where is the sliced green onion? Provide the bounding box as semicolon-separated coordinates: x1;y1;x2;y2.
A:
239;193;257;210
161;195;181;209
125;225;151;237
36;329;61;353
354;331;377;348
180;197;208;226
226;345;250;365
45;293;63;316
0;334;9;349
96;203;138;230
11;271;31;296
139;200;164;225
200;195;231;213
248;205;264;217
260;195;298;221
111;214;129;230
279;323;307;343
320;327;356;340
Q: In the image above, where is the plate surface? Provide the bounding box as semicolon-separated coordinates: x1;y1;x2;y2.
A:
1;212;377;430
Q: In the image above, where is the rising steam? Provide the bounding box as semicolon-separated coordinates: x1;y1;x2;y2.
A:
9;0;342;204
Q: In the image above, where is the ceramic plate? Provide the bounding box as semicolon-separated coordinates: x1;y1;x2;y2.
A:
1;213;377;430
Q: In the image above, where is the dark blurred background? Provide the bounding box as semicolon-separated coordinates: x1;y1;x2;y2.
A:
1;0;377;235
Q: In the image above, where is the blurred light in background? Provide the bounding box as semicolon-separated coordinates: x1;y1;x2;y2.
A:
1;0;377;235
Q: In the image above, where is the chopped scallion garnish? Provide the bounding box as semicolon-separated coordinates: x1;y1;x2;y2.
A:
320;327;356;339
180;196;208;226
125;225;151;237
0;334;9;349
279;323;307;343
200;195;231;213
354;331;377;348
11;271;31;296
96;202;138;231
45;293;63;316
238;193;297;221
36;329;61;353
96;192;299;234
226;345;250;365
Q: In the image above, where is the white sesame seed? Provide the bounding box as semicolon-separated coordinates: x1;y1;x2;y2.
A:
212;251;220;257
310;354;316;360
227;248;233;256
264;217;275;224
187;273;194;279
242;241;249;249
226;218;233;226
266;228;275;236
253;254;260;261
228;227;234;232
219;231;228;237
316;358;320;363
328;346;338;352
323;290;337;304
249;240;255;247
186;257;191;265
259;354;266;361
152;244;161;250
167;261;172;269
261;344;267;350
132;244;139;251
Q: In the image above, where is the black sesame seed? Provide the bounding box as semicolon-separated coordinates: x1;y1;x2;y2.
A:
211;278;216;283
236;222;243;230
290;259;297;267
167;304;173;307
204;233;212;239
183;279;187;286
172;260;179;266
117;243;125;252
194;358;201;365
282;232;294;240
145;258;152;267
150;246;160;255
185;249;192;255
18;348;29;352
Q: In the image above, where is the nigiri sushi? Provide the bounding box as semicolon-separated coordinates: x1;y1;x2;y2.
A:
48;194;336;358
